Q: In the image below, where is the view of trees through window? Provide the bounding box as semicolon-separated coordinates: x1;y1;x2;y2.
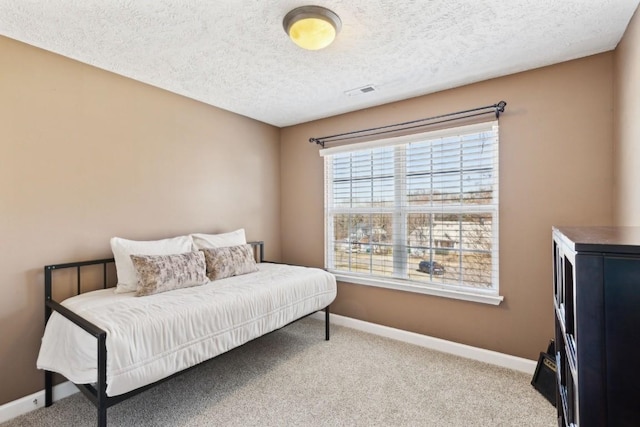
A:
325;124;498;291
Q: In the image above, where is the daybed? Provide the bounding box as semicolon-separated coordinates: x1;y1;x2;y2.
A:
37;232;336;427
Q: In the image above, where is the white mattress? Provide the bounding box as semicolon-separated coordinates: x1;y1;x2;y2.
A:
37;263;336;396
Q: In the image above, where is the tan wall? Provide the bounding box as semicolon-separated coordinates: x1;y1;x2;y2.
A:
614;8;640;225
280;53;614;360
0;36;281;405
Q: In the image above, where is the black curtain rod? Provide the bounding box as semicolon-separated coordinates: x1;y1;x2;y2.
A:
309;100;506;148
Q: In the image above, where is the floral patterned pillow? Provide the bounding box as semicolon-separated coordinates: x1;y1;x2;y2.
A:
200;244;258;281
130;251;208;296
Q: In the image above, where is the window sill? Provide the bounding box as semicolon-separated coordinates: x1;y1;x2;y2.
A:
331;272;504;306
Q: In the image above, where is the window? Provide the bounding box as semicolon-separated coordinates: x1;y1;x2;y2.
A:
321;121;502;305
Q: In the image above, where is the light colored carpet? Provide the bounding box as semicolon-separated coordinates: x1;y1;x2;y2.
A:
2;318;555;426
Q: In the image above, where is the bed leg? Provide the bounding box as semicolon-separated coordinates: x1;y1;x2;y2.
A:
45;370;53;407
98;406;106;427
97;332;107;427
325;306;330;341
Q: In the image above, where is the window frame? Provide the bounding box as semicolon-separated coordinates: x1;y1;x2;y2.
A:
321;121;503;305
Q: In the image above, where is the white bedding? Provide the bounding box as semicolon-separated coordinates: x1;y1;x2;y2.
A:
37;263;336;396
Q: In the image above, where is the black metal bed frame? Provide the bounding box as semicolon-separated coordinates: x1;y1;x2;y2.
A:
43;241;331;427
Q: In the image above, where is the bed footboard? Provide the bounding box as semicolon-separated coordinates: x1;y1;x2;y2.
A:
43;257;113;426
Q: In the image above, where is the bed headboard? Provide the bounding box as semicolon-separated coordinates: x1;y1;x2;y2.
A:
44;240;265;323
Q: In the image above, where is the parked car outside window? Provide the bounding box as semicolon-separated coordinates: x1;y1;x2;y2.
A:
418;260;445;275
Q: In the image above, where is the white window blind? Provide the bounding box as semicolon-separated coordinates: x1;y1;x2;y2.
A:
321;121;501;304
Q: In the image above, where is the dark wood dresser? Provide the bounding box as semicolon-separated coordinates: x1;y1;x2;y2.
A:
553;226;640;426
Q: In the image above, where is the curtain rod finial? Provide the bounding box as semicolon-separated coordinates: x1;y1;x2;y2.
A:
309;137;325;148
495;101;507;118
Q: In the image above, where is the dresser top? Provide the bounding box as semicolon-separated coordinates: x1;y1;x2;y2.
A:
554;226;640;254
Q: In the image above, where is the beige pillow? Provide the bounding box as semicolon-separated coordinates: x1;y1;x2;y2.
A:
201;244;258;281
130;251;208;296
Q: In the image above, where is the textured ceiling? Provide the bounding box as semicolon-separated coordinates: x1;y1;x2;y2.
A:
1;1;638;127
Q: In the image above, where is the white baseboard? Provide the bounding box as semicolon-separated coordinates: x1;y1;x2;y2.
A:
0;381;78;424
312;312;537;374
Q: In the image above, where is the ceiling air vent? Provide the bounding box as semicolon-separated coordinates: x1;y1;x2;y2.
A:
344;85;377;97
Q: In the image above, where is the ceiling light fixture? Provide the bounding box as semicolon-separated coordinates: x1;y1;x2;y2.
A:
283;5;341;51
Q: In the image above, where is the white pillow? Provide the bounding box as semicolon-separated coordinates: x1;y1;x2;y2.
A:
190;229;246;250
110;235;193;293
